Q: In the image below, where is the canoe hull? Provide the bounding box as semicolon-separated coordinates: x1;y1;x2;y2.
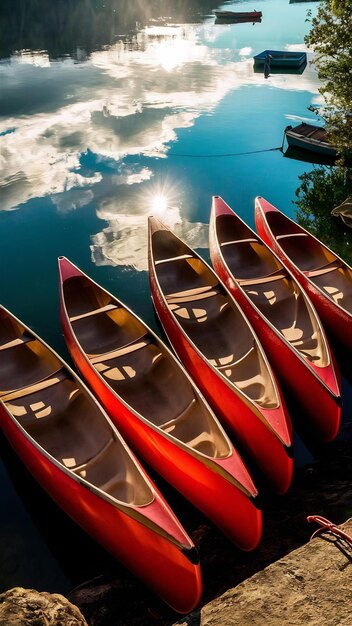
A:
0;405;202;613
60;295;262;551
255;201;352;352
149;268;293;496
285;129;336;157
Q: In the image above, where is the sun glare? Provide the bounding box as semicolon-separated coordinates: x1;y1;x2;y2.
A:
145;179;181;224
152;194;168;214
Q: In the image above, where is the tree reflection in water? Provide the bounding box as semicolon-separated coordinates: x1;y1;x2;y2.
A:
294;166;352;264
0;0;217;60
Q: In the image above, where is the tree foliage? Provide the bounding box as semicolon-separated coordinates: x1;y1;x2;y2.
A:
295;166;352;263
305;0;352;160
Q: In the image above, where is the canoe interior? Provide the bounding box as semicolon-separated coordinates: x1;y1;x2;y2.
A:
265;212;352;314
216;214;330;366
63;275;230;459
151;227;279;409
289;123;328;143
0;308;153;506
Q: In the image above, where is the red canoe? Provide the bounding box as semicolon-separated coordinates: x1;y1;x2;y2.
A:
148;218;293;495
209;196;341;442
58;257;262;550
255;196;352;352
0;305;202;613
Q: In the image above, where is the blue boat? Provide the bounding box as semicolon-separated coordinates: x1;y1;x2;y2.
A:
253;49;307;68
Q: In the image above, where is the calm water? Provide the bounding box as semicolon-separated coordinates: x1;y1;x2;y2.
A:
0;0;351;598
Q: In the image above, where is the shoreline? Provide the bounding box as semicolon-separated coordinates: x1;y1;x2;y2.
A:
68;435;352;625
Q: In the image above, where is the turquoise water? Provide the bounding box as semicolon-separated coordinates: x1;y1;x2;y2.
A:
0;0;351;598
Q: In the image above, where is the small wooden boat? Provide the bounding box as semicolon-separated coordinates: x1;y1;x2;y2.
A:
285;123;337;158
210;196;342;442
215;10;262;20
253;50;307;67
58;257;262;550
0;305;202;612
255;197;352;352
148;218;294;495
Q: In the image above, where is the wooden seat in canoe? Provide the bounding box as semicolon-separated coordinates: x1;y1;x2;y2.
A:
220;238;258;247
70;303;119;323
0;333;66;397
89;335;152;363
63;277;148;356
0;368;67;403
166;286;221;304
155;254;193;265
305;259;343;278
276;232;308;240
216;221;282;281
244;279;325;364
160;398;221;456
312;267;352;311
0;333;34;351
166;284;219;300
238;269;287;286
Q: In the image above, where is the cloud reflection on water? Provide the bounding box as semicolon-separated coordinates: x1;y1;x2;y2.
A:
91;195;209;272
0;23;319;269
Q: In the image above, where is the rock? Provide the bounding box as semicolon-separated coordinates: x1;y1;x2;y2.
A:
174;518;352;626
0;587;88;626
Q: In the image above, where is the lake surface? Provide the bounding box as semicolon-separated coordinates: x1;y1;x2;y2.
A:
0;0;351;599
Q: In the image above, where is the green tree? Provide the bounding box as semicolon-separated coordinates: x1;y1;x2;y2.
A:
295;166;352;263
305;1;352;161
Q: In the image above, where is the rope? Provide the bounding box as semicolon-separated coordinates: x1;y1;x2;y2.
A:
168;146;282;158
307;515;352;547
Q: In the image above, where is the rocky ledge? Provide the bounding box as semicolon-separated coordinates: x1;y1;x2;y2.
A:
174;518;352;626
68;438;352;625
0;587;87;626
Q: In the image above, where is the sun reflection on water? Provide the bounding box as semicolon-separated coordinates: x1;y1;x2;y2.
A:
151;194;168;215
